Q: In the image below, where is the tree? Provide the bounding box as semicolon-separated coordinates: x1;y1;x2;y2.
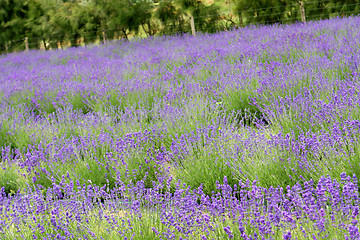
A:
234;0;296;25
0;0;29;53
105;0;153;40
177;0;221;33
311;0;360;19
136;1;157;36
71;0;107;44
155;0;186;35
25;0;61;50
51;1;81;47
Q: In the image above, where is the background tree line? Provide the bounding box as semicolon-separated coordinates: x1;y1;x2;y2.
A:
1;0;359;54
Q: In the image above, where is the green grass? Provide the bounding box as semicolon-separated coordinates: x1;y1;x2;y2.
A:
0;162;27;195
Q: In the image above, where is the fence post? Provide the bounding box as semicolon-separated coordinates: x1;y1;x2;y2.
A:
190;16;196;36
300;1;306;24
40;40;46;50
102;29;108;45
24;37;29;51
57;42;63;50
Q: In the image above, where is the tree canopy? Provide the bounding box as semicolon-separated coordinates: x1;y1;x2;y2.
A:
1;0;359;54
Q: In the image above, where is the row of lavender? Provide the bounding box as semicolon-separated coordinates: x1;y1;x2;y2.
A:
0;16;360;238
0;173;359;239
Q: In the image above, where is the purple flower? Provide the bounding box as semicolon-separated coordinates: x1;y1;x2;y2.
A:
224;226;234;239
348;222;360;240
283;231;291;240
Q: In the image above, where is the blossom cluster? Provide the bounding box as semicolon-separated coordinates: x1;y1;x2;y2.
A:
0;16;360;239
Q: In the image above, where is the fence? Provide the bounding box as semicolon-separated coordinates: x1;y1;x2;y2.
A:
1;1;359;53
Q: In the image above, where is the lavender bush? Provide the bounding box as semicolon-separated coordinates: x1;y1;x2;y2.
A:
0;16;360;239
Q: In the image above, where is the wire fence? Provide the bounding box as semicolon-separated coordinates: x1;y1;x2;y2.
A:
0;1;359;53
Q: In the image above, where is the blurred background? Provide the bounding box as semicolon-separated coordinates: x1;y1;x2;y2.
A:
1;0;359;54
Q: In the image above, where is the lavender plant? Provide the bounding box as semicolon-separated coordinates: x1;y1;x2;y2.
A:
0;16;360;239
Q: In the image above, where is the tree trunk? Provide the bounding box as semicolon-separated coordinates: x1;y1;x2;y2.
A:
24;37;29;52
142;24;149;37
122;29;128;40
102;29;107;44
147;20;153;36
42;39;48;50
4;42;8;53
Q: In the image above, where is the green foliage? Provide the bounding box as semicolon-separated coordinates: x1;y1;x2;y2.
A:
92;88;164;118
2;0;360;54
25;0;58;49
234;0;299;25
304;0;360;21
0;0;30;53
155;1;187;35
30;150;118;192
0;118;35;153
67;92;92;114
0;162;27;195
233;0;360;25
178;0;222;33
221;85;268;126
0;119;12;150
175;147;238;196
105;0;154;39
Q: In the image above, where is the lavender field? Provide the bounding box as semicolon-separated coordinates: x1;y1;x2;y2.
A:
1;16;360;239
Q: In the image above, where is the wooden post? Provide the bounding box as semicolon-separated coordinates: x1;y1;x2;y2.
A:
4;42;8;53
190;16;196;36
24;37;29;51
102;29;108;45
40;40;46;50
300;1;306;24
